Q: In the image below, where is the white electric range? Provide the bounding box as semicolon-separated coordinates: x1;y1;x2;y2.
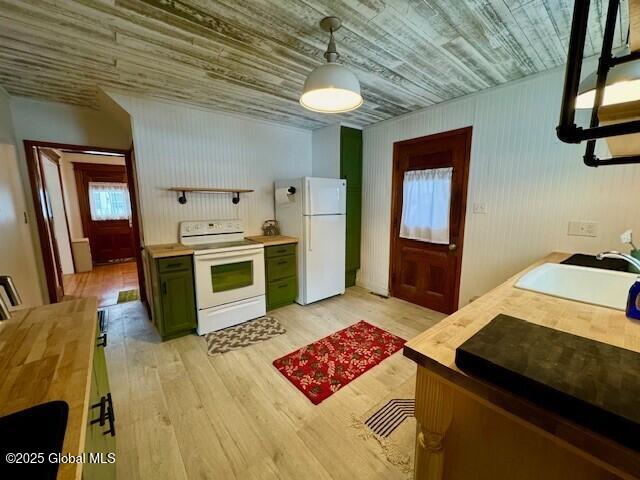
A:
180;220;266;335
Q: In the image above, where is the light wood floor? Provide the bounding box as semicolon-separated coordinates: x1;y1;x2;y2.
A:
63;261;138;307
104;287;446;480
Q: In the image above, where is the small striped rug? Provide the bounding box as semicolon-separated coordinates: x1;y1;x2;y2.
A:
364;399;415;438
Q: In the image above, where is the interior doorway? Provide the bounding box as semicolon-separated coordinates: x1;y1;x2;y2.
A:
389;127;472;314
24;141;146;308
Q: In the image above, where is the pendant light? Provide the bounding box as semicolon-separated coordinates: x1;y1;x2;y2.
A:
576;46;640;109
300;17;363;113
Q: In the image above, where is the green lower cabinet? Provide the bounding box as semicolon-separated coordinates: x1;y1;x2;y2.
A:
83;318;116;480
149;255;197;341
265;244;297;311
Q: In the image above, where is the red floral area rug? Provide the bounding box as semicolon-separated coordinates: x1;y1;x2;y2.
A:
273;321;406;405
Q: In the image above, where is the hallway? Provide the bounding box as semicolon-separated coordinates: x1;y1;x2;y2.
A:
63;261;138;307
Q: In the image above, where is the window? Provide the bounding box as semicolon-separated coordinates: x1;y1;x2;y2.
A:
400;167;452;244
211;261;253;292
88;182;132;221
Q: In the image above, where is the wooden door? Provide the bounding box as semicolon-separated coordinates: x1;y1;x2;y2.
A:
74;163;135;264
28;146;65;302
389;127;471;314
124;147;148;309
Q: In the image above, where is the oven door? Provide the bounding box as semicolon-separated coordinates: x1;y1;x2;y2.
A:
194;248;265;310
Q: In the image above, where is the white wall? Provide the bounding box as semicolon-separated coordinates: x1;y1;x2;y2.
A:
312;123;341;178
0;88;43;306
10;96;132;302
359;65;640;307
107;93;313;245
59;152;126;239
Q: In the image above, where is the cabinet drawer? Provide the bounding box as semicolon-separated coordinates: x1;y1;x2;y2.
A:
265;243;296;259
266;255;296;281
158;255;192;273
267;277;297;310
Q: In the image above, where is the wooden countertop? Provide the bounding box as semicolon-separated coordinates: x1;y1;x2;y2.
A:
0;298;98;480
404;252;640;478
245;235;298;246
145;243;194;259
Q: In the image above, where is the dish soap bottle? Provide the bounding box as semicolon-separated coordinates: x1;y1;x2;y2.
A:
628;279;640;320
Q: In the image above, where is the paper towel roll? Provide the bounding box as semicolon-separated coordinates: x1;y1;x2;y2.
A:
275;187;293;205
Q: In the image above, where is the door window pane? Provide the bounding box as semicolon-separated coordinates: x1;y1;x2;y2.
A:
211;261;253;292
88;182;132;221
400;167;452;244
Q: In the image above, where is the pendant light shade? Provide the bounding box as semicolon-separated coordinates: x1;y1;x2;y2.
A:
300;63;363;113
576;48;640;109
300;17;363;113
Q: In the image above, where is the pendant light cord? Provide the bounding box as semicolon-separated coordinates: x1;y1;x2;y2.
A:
324;29;339;63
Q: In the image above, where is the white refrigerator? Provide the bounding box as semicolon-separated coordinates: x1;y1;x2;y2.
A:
275;177;346;305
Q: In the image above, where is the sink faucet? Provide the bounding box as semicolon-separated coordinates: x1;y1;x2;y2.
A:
596;251;640;272
0;275;22;321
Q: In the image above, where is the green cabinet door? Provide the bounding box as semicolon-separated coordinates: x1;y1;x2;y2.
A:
264;244;297;311
340;127;363;287
83;321;116;480
159;268;197;337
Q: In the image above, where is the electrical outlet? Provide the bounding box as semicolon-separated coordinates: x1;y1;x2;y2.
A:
473;202;488;214
568;221;598;237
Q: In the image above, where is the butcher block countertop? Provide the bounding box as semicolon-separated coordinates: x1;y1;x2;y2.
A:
0;298;98;480
404;252;640;478
245;235;298;246
145;243;194;259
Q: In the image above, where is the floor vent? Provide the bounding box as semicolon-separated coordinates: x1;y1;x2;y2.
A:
365;399;415;437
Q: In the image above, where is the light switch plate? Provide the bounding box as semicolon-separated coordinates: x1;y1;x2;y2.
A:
473;202;488;214
568;221;598;237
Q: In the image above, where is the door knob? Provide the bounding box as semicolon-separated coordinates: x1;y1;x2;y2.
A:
448;243;457;251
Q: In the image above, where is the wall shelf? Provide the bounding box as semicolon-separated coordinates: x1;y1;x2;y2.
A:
167;187;254;205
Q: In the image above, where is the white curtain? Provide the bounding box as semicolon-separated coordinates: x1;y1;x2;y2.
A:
400;167;452;244
88;182;132;221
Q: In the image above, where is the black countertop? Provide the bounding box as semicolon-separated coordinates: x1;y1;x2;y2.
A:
560;253;629;271
456;315;640;452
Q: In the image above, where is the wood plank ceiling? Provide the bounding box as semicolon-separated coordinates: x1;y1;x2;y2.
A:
0;0;629;129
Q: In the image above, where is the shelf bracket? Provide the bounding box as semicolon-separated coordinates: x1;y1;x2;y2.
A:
177;190;187;204
232;192;240;204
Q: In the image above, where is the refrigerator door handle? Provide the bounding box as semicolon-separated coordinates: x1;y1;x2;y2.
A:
307;218;312;252
307;178;312;215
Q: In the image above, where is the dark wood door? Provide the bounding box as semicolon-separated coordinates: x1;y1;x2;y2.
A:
30;147;65;302
389;127;472;314
74;162;135;264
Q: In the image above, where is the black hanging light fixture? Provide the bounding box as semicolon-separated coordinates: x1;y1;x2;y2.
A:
557;0;640;166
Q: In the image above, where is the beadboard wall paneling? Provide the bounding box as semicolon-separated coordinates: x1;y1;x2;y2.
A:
359;66;640;307
312;123;341;178
109;94;312;245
